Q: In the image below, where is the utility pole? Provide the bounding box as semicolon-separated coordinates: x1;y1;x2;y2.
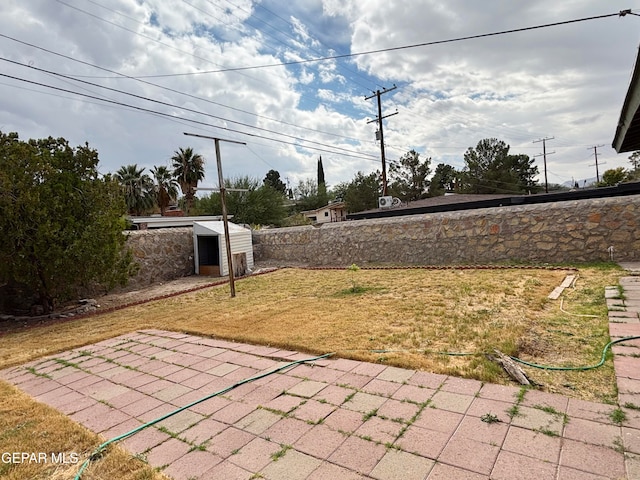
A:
184;132;246;298
365;85;398;196
533;137;555;193
588;145;606;184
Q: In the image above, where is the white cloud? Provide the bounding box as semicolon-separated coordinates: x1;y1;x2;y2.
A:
0;0;637;192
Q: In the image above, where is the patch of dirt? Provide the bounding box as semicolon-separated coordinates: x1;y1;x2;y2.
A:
517;333;550;357
95;276;227;310
0;271;273;334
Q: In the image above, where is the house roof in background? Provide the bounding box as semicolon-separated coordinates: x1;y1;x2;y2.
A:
613;46;640;153
347;182;640;220
355;194;513;216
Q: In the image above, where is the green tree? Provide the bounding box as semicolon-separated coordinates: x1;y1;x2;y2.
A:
263;169;286;194
150;165;179;215
0;132;134;313
429;163;460;196
331;181;349;202
461;138;539;194
628;151;640;180
171;147;205;215
388;150;431;201
317;156;325;185
503;154;540;193
598;167;628;186
317;157;329;207
115;164;155;215
344;171;381;213
197;176;286;226
294;178;327;211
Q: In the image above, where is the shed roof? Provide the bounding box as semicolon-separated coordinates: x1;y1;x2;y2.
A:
193;221;250;235
129;215;225;229
613;46;640;153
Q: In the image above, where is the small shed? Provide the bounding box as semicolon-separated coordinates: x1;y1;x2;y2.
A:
193;221;253;277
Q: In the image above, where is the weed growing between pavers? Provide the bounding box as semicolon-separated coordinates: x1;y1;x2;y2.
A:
609;408;627;425
481;413;500;424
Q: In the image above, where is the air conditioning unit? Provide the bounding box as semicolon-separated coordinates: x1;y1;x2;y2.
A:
378;196;393;209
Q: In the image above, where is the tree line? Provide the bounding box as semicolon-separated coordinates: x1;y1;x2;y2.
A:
333;138;541;214
114;137;640;225
115;146;204;216
3;129;639;314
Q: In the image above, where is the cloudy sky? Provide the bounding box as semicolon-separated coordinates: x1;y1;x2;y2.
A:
1;0;639;193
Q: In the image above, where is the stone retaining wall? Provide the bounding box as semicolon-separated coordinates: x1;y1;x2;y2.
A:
125;227;194;288
252;195;640;265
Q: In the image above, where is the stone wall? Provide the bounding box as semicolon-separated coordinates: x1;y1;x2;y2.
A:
253;195;640;265
125;227;194;288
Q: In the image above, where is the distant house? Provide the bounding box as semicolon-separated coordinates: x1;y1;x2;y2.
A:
302;201;347;224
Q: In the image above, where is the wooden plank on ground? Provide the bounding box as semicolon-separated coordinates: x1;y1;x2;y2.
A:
548;287;564;300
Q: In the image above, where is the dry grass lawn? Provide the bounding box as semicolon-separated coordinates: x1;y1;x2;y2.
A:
0;265;623;479
0;382;167;480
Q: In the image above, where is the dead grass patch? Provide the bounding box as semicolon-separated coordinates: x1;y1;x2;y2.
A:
0;265;623;479
0;266;620;400
0;382;166;480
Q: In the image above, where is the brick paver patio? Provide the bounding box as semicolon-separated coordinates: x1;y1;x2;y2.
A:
608;268;640;479
2;267;640;479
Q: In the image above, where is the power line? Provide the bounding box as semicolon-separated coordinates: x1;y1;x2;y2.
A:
0;71;379;162
1;57;381;162
0;34;377;148
52;0;370;129
18;7;629;159
88;10;634;79
245;0;382;92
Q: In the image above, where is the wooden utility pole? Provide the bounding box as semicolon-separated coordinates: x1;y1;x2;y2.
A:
184;132;246;298
533;137;555;193
366;85;398;196
588;145;606;184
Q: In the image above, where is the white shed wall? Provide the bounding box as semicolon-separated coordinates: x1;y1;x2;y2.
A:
193;222;253;276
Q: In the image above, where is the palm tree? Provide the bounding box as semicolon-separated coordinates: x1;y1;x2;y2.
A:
151;165;179;216
171;147;205;215
115;164;155;216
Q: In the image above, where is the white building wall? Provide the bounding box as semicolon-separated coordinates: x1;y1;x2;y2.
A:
193;222;254;276
219;228;254;276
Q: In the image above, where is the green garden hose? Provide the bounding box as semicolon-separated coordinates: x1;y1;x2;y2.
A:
509;335;640;371
344;336;640;371
73;352;334;480
74;335;640;478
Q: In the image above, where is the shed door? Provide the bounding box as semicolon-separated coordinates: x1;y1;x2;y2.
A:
197;236;219;266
